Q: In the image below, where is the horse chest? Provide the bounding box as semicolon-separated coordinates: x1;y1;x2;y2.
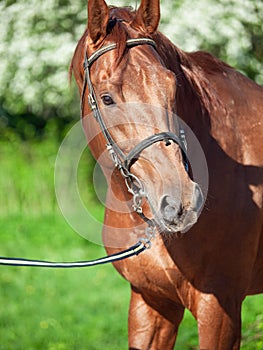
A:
117;250;191;305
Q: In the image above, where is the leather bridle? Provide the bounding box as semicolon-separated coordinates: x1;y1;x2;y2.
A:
81;37;189;240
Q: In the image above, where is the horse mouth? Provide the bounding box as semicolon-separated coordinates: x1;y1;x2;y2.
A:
160;208;199;234
158;184;203;234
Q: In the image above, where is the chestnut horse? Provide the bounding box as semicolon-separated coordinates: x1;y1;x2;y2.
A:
71;0;263;349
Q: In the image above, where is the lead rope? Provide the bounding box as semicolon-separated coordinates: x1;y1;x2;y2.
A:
0;241;148;268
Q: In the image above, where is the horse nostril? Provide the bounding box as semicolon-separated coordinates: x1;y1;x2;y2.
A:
191;183;204;214
160;195;182;224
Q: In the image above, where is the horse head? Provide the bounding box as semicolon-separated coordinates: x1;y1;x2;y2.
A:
71;0;204;235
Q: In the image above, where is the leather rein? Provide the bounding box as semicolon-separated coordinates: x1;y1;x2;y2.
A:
0;38;189;268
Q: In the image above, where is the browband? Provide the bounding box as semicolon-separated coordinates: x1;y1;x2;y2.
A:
84;38;156;68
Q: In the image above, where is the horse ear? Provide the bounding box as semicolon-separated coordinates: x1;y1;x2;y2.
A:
132;0;160;34
87;0;109;44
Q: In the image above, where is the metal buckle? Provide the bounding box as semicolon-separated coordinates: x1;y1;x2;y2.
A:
88;93;97;111
179;128;187;151
106;144;121;168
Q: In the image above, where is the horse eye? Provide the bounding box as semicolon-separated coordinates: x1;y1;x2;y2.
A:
101;94;115;106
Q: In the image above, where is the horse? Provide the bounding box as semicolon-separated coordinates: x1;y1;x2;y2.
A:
70;0;263;348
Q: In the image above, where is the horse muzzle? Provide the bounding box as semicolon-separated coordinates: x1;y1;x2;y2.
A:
159;182;204;234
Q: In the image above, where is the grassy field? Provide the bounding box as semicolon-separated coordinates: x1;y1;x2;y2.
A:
0;138;262;349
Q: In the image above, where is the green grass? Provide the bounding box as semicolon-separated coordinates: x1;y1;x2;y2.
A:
0;138;262;349
0;215;129;350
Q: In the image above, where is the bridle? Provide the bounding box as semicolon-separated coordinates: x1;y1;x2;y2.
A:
0;38;190;269
82;37;189;239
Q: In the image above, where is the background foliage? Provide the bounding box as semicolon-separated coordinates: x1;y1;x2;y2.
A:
0;0;262;139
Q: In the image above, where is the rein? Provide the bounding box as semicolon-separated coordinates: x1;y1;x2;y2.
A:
0;38;189;268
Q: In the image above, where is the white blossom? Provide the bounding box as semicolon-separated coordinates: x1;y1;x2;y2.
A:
0;0;262;120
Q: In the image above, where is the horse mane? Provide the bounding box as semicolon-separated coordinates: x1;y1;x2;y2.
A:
70;6;229;113
175;49;229;112
151;29;228;113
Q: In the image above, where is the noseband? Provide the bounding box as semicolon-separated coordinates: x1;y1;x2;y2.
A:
82;37;189;239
